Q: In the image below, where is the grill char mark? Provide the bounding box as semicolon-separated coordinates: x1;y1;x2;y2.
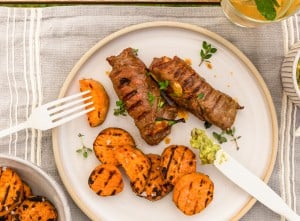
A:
107;48;178;145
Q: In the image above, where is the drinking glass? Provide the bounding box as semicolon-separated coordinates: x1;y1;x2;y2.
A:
221;0;300;28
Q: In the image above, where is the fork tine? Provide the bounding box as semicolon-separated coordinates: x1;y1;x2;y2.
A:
48;96;92;114
51;101;94;121
51;106;95;128
44;90;90;109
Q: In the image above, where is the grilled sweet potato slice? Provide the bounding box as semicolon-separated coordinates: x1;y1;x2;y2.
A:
140;154;173;201
0;167;24;217
22;181;32;198
160;145;196;185
10;196;57;221
93;127;136;166
116;147;151;195
173;172;214;215
79;78;110;127
88;164;124;196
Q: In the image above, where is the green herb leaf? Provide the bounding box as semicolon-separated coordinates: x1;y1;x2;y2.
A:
225;127;241;150
158;80;169;90
197;93;205;100
199;41;218;67
76;133;93;158
212;132;227;144
114;100;127;116
147;92;155;106
133;48;139;56
157;97;165;109
204;121;212;129
254;0;279;20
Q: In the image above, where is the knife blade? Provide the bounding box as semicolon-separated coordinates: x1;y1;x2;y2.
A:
214;149;300;221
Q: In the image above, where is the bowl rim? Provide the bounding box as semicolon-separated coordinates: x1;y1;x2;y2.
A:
0;153;71;221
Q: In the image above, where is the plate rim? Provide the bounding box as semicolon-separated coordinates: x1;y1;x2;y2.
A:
52;21;278;221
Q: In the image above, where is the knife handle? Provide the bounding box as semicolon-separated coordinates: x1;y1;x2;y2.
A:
214;151;300;221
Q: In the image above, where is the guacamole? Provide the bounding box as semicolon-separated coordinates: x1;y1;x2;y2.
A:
190;128;221;165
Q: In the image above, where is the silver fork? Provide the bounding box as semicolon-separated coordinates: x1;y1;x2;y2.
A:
0;91;95;138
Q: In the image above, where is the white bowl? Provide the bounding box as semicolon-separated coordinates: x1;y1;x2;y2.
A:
0;154;71;221
281;42;300;106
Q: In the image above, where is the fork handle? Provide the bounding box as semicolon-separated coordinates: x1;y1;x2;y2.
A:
0;122;29;138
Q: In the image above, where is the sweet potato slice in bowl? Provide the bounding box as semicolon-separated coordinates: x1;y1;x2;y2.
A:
79;78;110;127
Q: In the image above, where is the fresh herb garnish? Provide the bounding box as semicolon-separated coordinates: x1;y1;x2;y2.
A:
254;0;279;20
158;80;169;91
197;92;205;100
225;127;241;150
212;127;241;150
204;121;212;129
157;96;165;109
114;100;127;116
212;131;228;144
199;41;217;67
147;92;155;106
133;48;139;56
76;133;93;158
155;117;186;126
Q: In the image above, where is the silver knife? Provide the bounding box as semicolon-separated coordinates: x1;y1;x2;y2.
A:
214;149;300;221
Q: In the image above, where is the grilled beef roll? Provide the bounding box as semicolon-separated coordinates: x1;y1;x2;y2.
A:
149;56;242;130
107;48;178;145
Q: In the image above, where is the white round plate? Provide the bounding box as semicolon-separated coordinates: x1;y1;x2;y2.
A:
52;21;278;221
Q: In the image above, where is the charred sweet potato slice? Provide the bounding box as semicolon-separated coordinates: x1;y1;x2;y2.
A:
160;145;196;185
0;167;24;217
139;154;173;201
79;78;110;127
116;147;151;195
88;164;124;197
93;127;136;166
22;181;32;198
173;172;214;215
10;196;58;221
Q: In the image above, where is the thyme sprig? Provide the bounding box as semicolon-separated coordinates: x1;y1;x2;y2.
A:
76;133;93;158
199;41;217;67
212;127;241;150
114;100;127;116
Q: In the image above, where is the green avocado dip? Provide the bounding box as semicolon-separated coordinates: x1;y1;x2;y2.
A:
190;128;221;165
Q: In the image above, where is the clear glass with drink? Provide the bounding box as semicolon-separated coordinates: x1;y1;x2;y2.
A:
221;0;300;28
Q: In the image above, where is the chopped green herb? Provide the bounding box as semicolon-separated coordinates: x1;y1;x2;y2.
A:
114;100;127;116
254;0;279;20
225;127;241;150
204;121;212;129
155;117;185;126
133;48;139;56
212;131;227;144
76;133;93;158
147;92;155;106
157;97;165;109
158;80;169;91
197;92;205;100
199;41;217;67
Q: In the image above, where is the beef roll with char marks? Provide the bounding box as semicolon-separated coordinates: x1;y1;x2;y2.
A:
107;48;178;145
149;56;242;130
